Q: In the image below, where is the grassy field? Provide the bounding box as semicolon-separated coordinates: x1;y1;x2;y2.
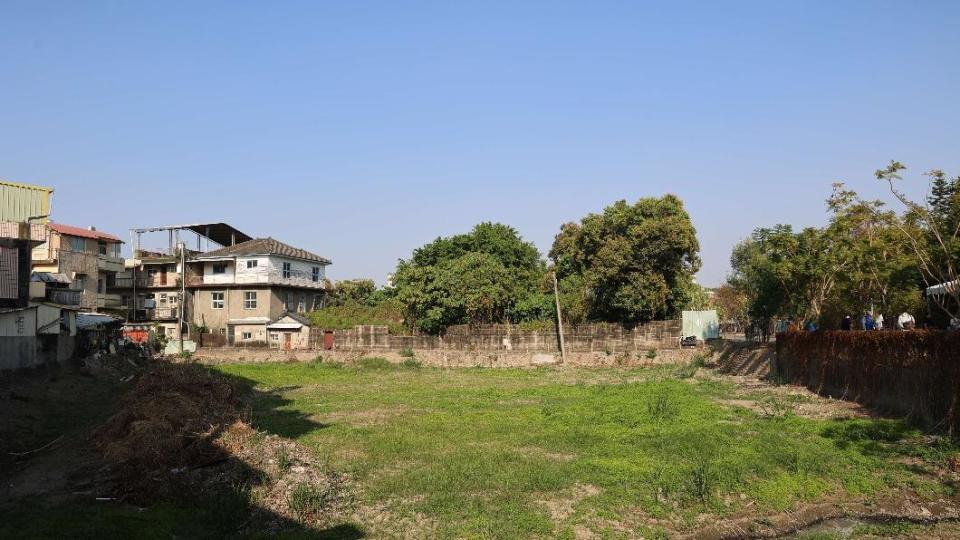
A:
211;359;958;539
3;359;957;539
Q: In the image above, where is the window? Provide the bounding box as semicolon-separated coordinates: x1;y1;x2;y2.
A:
312;295;324;310
243;291;257;309
74;275;86;290
298;294;306;313
312;267;320;282
282;262;292;278
286;291;294;310
269;332;279;341
241;331;252;340
159;293;168;305
99;243;107;255
70;236;86;252
246;260;258;269
212;263;227;274
211;292;224;309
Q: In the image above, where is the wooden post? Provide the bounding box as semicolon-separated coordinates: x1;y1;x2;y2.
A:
553;271;566;364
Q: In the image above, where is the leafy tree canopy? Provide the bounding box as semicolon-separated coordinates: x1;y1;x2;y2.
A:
550;195;701;324
393;223;547;334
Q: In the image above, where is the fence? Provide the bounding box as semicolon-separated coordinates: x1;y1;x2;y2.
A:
774;330;960;433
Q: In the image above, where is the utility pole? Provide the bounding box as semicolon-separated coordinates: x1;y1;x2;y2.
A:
178;241;185;355
553;271;566;364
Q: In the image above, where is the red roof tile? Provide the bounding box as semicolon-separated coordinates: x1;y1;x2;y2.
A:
48;223;123;243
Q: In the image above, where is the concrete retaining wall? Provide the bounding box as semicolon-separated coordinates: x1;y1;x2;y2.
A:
193;345;702;368
317;321;682;353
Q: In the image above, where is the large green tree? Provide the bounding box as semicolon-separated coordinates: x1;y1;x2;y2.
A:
393;223;547;334
550;195;701;324
728;177;926;329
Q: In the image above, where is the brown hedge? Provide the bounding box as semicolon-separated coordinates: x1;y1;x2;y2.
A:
774;330;960;433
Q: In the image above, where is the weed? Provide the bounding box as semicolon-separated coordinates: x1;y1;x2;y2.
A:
604;346;613;356
758;395;795;419
288;483;331;519
399;347;415;358
673;362;700;379
178;350;193;361
401;358;422;369
646;391;679;421
646;349;658;360
691;354;706;368
688;459;714;505
276;447;291;473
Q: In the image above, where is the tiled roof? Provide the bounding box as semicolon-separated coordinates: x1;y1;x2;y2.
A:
273;311;313;326
49;223;122;243
77;312;121;329
196;238;331;265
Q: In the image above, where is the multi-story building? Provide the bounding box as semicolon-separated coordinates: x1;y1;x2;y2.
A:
187;237;330;345
109;222;253;339
30;223;124;312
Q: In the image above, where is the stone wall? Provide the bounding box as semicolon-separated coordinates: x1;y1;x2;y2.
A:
318;321;682;353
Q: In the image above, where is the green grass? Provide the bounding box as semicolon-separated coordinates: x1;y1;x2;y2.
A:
208;361;959;538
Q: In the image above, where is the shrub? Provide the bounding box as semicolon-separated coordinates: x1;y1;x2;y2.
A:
399;347;415;358
646;349;658;360
401;358;422;369
308;301;405;334
358;357;393;369
673;363;698;379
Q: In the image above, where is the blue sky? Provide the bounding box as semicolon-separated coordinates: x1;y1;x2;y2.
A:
2;1;958;286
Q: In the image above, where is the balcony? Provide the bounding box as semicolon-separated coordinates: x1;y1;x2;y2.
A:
46;288;83;306
97;293;123;309
127;307;178;322
186;269;327;289
97;254;124;273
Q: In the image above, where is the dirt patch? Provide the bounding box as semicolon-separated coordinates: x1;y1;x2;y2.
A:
538;483;602;522
517;446;576;462
319;405;413;427
711;373;874;420
683;493;960;539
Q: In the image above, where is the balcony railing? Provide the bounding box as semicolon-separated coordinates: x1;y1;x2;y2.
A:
97;293;123;309
186;268;327;289
113;275;180;288
127;307;178;322
46;288;82;306
0;222;48;241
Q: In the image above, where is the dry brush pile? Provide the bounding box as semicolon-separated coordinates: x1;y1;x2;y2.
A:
92;362;349;529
